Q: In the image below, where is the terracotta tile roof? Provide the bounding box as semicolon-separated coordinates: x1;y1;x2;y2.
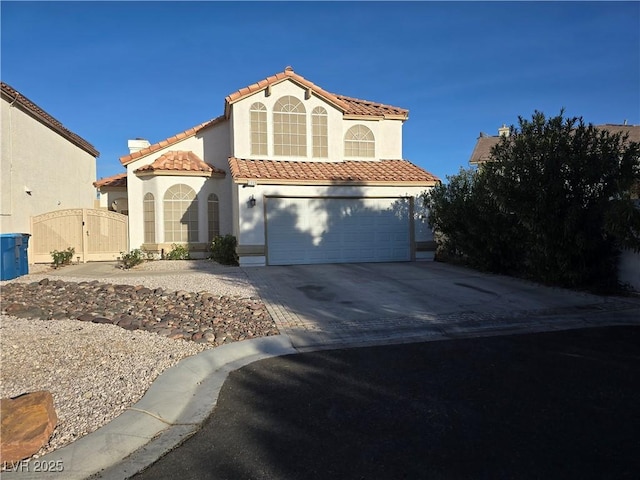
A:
225;66;408;120
228;158;439;185
1;82;99;157
93;172;127;189
120;115;226;166
469;124;640;164
134;151;226;177
335;94;408;118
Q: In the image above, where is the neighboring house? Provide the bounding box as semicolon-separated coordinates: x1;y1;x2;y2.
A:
1;82;99;235
470;122;640;170
94;66;439;266
468;122;640;291
94;172;128;214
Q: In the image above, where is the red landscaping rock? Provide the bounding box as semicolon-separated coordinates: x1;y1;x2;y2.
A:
0;391;57;464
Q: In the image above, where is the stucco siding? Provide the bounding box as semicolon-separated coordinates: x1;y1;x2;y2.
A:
230;79;403;162
1;97;96;234
125;120;232;250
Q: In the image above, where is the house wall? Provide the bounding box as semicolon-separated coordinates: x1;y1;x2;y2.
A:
97;189;128;214
1;96;97;234
230;80;404;161
125;120;232;252
233;182;434;266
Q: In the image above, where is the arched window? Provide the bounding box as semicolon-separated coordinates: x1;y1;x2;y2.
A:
143;193;155;243
344;125;375;158
312;106;328;158
163;184;198;242
208;193;220;241
250;102;267;155
273;95;306;156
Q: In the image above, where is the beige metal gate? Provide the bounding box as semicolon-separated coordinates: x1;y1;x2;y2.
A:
30;209;128;263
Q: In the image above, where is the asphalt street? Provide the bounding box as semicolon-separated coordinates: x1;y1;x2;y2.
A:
133;326;640;480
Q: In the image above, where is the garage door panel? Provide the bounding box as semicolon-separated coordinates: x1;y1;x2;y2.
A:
266;197;411;266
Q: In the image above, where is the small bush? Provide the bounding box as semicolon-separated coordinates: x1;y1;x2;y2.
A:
120;248;145;269
51;247;75;268
210;235;239;266
166;243;190;260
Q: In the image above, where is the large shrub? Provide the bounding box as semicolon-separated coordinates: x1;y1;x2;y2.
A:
210;234;239;266
428;110;640;291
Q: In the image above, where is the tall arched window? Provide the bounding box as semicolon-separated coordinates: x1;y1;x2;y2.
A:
208;193;220;241
143;193;155;243
163;184;198;242
273;95;306;156
344;125;375;158
250;102;267;155
312;106;328;158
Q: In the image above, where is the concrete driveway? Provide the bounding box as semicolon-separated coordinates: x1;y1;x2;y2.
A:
243;261;640;349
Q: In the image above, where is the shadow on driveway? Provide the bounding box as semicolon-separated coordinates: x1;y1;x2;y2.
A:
134;326;640;480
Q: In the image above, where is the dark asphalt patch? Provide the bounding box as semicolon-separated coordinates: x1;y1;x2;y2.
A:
134;326;640;480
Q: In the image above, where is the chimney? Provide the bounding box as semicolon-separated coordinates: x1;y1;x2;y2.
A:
498;124;510;137
128;138;150;153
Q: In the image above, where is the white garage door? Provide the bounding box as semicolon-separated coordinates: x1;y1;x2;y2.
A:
266;197;411;265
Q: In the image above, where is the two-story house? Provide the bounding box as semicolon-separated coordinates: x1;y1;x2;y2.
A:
96;67;439;266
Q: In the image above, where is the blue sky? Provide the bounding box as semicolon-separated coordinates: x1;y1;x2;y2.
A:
2;1;638;183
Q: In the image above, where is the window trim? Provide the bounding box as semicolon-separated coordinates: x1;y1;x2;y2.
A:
250;102;268;156
311;106;328;158
344;124;375;158
273;95;307;157
163;184;198;243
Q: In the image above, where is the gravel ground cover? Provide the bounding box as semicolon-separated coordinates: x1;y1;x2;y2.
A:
0;260;279;464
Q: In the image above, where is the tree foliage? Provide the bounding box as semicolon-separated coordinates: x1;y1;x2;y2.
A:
427;110;640;291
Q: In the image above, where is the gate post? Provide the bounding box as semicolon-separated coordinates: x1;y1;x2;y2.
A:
82;208;88;263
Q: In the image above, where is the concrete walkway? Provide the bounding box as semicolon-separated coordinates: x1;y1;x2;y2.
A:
4;261;639;479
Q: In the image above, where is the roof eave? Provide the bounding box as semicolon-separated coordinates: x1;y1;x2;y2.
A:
231;177;439;187
135;169;226;178
120;116;226;166
224;70;350;118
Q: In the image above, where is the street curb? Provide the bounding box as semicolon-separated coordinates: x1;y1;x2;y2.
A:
2;335;296;480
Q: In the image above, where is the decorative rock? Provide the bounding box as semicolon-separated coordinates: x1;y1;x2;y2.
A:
0;391;57;464
91;317;113;324
3;303;26;315
13;308;47;319
1;279;279;345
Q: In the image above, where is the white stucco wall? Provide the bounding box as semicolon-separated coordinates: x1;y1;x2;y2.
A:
125;120;232;250
230;79;404;161
1;97;97;234
97;189;128;213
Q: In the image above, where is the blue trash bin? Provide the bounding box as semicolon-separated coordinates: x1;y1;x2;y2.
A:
0;233;30;280
18;233;31;276
1;233;21;281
